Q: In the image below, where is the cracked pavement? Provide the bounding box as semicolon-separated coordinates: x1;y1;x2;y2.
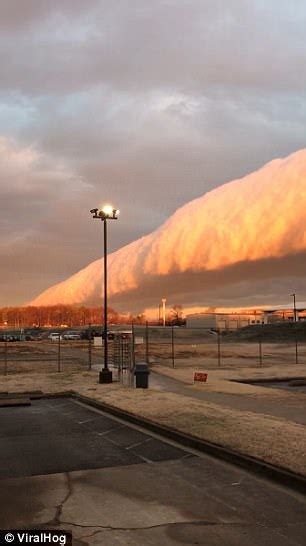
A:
1;459;306;545
0;398;305;545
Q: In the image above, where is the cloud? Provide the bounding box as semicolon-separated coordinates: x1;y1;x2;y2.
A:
0;136;98;304
30;150;306;311
1;1;305;97
1;1;306;306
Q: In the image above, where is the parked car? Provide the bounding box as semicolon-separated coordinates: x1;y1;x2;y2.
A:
102;331;115;340
62;331;82;340
0;334;19;341
88;330;115;340
24;328;43;341
48;332;63;341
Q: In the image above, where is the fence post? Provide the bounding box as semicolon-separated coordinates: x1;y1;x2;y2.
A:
171;326;175;368
57;333;61;372
119;335;123;378
259;335;263;366
128;331;133;387
4;334;7;376
217;329;221;367
295;332;298;365
88;323;92;370
145;321;149;364
131;321;135;370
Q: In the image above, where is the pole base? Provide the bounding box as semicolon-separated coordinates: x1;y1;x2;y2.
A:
99;369;113;384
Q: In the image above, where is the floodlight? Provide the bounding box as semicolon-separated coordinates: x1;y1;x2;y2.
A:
102;204;114;216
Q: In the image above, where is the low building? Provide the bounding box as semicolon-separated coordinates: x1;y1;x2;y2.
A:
186;311;265;330
264;303;306;323
186;302;306;330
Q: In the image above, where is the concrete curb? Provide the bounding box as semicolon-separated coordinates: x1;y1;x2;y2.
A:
38;391;306;496
76;393;306;495
234;376;306;384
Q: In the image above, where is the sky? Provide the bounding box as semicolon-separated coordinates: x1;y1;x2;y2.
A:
1;0;306;307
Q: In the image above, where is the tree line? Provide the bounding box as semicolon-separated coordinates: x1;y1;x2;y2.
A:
0;303;185;329
0;305;127;328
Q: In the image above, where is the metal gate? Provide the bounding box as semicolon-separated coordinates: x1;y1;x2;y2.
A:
111;333;134;384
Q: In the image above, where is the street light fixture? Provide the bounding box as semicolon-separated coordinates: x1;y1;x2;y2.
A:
90;205;119;383
290;293;297;323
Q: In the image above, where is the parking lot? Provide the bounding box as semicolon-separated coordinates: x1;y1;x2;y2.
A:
0;397;306;545
0;398;188;479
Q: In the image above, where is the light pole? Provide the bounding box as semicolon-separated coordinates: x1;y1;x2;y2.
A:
90;205;119;383
290;293;297;323
161;298;167;327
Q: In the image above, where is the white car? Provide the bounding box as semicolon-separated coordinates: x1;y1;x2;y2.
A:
62;332;81;340
48;332;63;341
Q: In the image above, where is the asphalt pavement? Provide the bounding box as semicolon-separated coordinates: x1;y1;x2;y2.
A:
0;398;188;479
0;397;305;545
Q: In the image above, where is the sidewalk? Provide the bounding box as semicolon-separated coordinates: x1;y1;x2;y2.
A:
149;370;306;425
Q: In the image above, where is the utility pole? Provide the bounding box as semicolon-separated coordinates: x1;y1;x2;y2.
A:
290;293;297;323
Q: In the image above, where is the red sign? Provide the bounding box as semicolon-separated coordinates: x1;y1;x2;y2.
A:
194;372;208;383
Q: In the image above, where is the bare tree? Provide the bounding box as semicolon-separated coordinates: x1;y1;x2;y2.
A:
170;305;184;326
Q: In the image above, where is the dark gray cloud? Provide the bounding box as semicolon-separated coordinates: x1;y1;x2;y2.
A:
0;0;306;306
110;252;306;313
1;1;305;96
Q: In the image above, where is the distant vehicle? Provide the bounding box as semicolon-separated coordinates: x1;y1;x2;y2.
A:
0;333;20;342
0;335;17;342
117;330;132;339
25;334;36;341
92;330;115;340
62;331;81;340
48;332;63;341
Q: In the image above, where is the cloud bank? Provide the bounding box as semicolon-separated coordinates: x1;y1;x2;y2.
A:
30;150;306;310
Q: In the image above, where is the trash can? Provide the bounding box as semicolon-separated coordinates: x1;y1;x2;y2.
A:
134;362;150;389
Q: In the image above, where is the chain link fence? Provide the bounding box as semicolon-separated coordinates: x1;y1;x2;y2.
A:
132;323;306;370
1;322;306;376
0;327;135;380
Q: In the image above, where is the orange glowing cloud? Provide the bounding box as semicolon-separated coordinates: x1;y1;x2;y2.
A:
30;149;306;307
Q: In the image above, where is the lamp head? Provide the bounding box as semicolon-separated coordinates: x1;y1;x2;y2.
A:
101;204;114;217
91;204;119;220
98;204;120;219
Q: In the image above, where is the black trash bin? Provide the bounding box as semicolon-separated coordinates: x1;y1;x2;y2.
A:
134;362;150;389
